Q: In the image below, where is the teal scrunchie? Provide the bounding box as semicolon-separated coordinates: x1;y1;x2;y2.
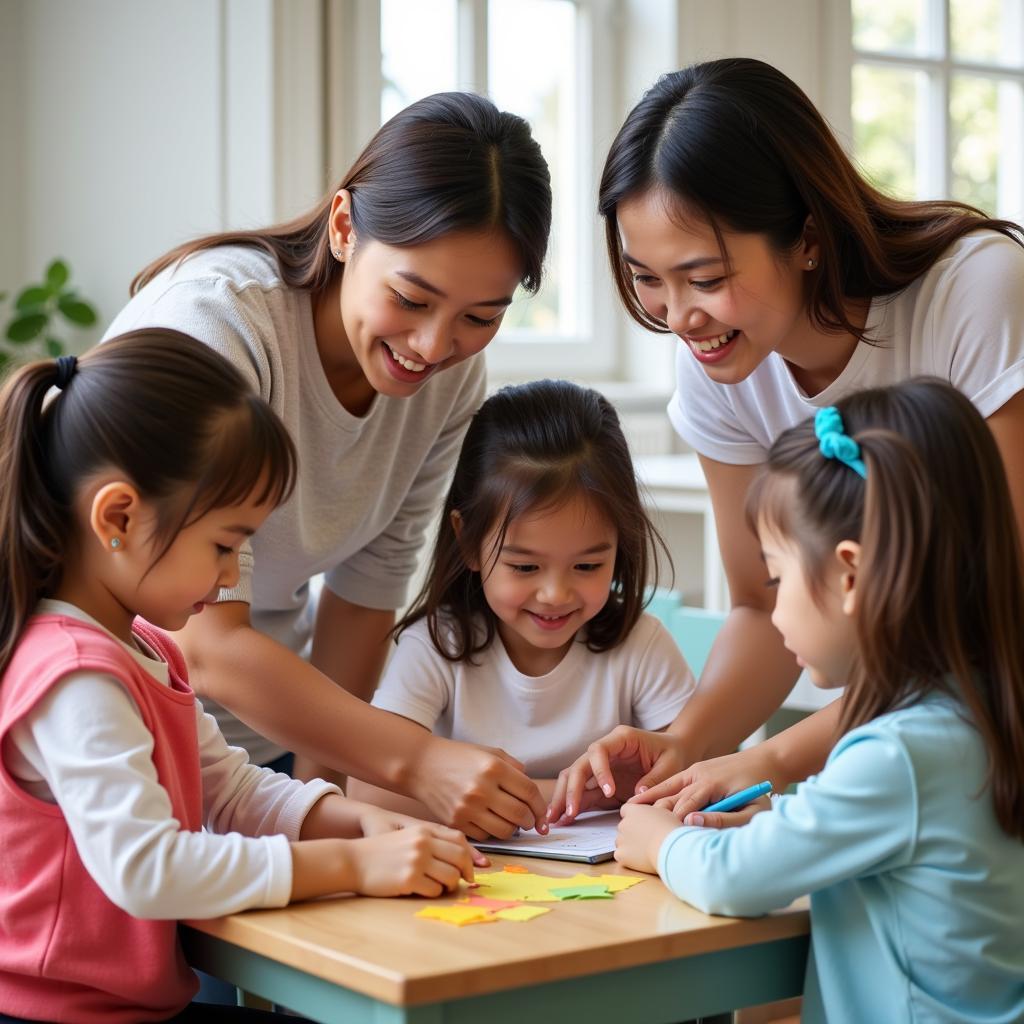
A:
814;406;867;479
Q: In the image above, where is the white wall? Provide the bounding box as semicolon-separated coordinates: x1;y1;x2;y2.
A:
0;0;324;349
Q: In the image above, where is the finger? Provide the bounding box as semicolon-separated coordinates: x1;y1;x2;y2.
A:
587;745;616;799
470;847;490;868
429;829;479;882
495;772;549;833
545;770;571;824
682;802;764;830
632;754;679;795
425;857;464;893
466;805;530;840
629;771;691;805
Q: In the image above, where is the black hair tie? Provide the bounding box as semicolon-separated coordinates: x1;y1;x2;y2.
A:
54;355;78;390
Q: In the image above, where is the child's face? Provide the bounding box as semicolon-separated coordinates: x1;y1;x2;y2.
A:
615;189;815;386
477;494;618;676
121;491;273;634
759;523;858;689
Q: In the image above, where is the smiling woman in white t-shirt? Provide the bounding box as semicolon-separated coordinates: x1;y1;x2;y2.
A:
549;57;1024;827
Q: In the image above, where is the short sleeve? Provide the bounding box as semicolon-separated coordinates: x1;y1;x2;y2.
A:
370;621;456;731
668;347;768;462
929;232;1024;418
630;618;697;730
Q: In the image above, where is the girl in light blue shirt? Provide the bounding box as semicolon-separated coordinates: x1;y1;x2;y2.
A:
617;378;1024;1024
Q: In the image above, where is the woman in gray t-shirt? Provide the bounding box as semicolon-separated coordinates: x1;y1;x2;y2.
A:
105;93;552;841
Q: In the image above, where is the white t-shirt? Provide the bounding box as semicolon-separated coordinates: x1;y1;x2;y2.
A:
371;612;696;779
669;231;1024;462
103;246;486;763
3;601;339;920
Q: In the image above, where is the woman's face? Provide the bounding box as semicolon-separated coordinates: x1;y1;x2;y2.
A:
336;227;524;400
615;189;818;386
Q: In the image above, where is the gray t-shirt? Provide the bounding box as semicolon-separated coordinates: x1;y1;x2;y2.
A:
104;245;486;763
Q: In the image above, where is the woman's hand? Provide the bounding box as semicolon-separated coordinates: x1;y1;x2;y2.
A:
631;744;784;827
614;803;684;874
410;737;549;841
546;726;691;825
343;823;479;898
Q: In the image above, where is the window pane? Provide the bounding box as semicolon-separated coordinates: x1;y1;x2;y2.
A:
852;63;924;198
950;75;1000;213
489;0;577;335
950;0;1023;66
381;0;457;124
852;0;929;55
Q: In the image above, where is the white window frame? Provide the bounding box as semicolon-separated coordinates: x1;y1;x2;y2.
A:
325;0;619;379
851;0;1024;218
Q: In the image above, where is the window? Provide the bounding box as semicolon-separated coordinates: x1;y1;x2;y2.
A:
851;0;1024;220
334;0;617;377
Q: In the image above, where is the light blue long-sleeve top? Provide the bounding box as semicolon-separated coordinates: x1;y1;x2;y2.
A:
658;695;1024;1023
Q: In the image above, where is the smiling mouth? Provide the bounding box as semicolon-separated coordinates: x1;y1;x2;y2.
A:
687;329;739;354
383;341;430;374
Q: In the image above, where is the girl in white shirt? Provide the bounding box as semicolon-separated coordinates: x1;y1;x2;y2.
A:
350;379;696;823
0;330;478;1024
617;378;1024;1024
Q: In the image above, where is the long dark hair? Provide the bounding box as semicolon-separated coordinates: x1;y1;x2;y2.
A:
600;58;1023;339
746;378;1024;840
132;92;551;296
0;328;297;678
398;379;668;661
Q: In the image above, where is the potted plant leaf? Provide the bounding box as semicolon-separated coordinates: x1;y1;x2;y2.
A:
1;259;99;373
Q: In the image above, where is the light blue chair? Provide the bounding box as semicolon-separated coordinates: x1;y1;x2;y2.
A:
666;604;726;678
645;588;726;678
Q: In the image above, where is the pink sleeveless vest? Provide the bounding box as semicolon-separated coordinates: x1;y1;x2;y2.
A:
0;615;203;1022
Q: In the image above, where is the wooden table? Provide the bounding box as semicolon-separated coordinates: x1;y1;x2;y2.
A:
182;853;809;1023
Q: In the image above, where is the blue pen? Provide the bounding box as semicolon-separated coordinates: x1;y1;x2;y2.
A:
701;780;773;813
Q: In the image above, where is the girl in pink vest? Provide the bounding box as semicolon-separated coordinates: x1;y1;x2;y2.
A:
0;330;479;1024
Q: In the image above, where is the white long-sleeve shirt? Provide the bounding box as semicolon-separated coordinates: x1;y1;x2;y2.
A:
2;600;339;920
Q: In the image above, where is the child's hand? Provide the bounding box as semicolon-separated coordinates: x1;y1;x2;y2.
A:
653;793;771;829
629;745;782;823
547;726;689;824
614;803;683;875
346;823;478;898
357;805;490;866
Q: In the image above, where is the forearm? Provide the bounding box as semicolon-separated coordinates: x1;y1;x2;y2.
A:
755;699;844;790
310;589;394;702
182;619;432;793
341;779;436;822
289;838;355;901
666;605;800;758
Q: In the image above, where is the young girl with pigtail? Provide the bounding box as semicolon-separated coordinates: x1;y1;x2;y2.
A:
617;378;1024;1023
0;330;478;1024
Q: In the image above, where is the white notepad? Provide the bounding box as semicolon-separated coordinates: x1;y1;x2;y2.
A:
473;810;620;863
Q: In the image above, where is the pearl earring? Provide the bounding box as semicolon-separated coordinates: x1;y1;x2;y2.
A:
110;537;121;550
806;257;818;269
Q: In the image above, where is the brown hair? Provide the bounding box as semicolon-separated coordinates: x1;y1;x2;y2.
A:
0;328;297;677
746;378;1024;839
132;92;551;297
600;58;1023;339
397;379;669;661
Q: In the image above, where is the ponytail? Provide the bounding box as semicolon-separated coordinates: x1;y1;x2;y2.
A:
0;362;76;676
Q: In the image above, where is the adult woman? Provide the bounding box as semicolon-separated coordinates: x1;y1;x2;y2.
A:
105;92;552;840
550;57;1024;824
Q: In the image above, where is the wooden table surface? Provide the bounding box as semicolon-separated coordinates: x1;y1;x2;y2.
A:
183;852;810;1014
